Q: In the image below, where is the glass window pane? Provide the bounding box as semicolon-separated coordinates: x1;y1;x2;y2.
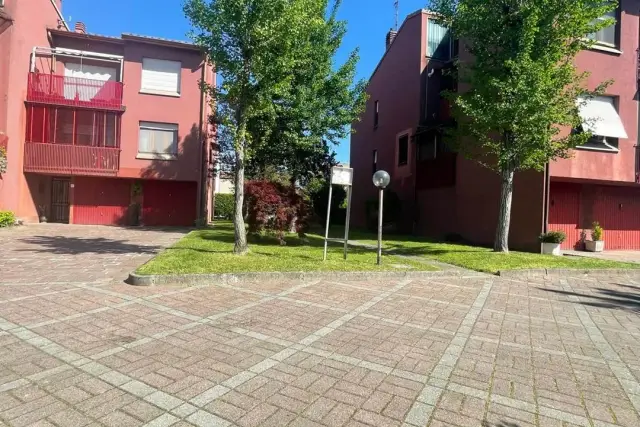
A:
428;19;451;60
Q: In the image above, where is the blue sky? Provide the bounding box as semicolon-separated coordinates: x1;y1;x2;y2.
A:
61;0;428;162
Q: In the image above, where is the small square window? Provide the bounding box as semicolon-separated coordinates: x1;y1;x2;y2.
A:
141;58;182;96
138;122;178;159
398;135;409;166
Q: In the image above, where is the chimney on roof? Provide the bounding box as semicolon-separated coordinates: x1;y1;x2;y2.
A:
386;28;397;50
74;21;86;34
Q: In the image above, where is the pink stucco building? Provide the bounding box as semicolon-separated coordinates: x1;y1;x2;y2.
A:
0;0;214;226
351;5;640;251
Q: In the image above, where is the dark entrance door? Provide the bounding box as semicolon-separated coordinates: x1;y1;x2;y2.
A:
51;178;70;223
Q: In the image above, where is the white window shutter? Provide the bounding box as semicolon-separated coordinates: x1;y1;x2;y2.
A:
141;59;181;95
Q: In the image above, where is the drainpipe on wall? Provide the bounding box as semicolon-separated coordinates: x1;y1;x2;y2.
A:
542;162;550;234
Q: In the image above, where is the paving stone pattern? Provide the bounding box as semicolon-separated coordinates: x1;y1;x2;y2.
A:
0;224;186;284
0;226;639;426
0;272;638;426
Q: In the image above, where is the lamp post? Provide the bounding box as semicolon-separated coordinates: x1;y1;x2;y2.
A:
372;170;391;265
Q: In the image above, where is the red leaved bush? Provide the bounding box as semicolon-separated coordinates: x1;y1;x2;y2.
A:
244;180;310;242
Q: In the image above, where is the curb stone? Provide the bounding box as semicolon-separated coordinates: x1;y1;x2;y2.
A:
497;268;640;278
127;269;469;287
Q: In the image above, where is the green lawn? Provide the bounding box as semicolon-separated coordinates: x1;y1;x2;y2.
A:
348;231;640;274
136;222;437;275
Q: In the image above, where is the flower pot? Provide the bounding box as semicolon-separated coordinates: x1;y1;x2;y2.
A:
541;242;562;256
585;240;604;252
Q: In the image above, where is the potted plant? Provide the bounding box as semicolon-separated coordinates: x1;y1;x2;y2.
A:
539;230;566;256
585;221;604;252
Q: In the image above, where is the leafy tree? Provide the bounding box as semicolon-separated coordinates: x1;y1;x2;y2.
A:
186;0;365;254
429;0;616;252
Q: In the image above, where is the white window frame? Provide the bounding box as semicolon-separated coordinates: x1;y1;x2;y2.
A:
587;8;618;48
137;121;179;160
140;58;182;97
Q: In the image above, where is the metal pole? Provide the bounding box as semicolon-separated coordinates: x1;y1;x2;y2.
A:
323;185;334;261
343;186;353;260
377;188;384;265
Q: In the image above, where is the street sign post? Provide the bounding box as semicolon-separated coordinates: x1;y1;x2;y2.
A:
323;166;354;261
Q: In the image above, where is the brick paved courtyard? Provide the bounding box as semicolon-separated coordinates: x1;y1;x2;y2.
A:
0;226;639;426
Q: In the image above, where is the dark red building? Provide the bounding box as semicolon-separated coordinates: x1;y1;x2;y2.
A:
0;0;215;226
351;5;640;251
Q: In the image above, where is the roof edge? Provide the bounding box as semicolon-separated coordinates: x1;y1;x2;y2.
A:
367;9;426;83
48;29;202;52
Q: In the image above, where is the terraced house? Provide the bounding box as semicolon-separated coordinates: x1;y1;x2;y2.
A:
0;0;215;226
351;4;640;251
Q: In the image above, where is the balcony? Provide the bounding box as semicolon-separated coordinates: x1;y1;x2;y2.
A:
26;72;124;111
24;143;120;176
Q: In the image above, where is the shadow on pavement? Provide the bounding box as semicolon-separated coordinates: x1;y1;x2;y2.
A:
539;284;640;313
17;236;163;255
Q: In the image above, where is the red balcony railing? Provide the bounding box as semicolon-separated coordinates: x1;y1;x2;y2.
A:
24;143;120;176
26;73;124;111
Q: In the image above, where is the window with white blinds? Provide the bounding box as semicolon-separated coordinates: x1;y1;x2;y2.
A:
141;58;181;95
138;122;178;159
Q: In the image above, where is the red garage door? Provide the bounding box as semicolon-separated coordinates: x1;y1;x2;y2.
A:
593;186;640;250
73;177;131;225
548;182;581;249
143;180;197;226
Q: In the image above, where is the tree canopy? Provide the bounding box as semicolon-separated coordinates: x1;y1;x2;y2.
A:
428;0;617;251
185;0;366;254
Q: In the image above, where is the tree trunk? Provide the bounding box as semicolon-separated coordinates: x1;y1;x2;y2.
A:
233;128;249;255
494;166;515;253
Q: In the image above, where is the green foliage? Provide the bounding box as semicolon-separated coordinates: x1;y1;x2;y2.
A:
0;211;16;228
0;146;7;174
190;0;366;206
430;0;617;173
591;221;604;241
310;182;347;225
429;0;617;252
365;191;402;231
214;193;234;220
136;221;436;275
539;231;567;244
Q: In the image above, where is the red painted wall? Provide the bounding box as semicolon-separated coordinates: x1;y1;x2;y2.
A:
350;11;424;230
351;11;545;250
550;180;640;250
0;0;61;221
550;1;639;183
73;177;131;225
48;36;212;183
142;180;197;226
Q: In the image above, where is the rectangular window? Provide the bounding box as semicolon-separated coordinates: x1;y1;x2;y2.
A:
75;110;94;146
576;95;625;152
372;149;378;174
418;133;437;161
588;8;618;46
138;122;178;159
398;134;409;166
141;58;181;96
374;100;379;128
427;19;452;60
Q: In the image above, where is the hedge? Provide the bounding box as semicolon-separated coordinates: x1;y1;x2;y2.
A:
215;193;234;220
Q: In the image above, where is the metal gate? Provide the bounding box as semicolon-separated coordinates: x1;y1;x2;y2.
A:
51;178;70;223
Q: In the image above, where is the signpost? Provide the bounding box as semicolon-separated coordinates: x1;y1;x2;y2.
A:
323;166;354;261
